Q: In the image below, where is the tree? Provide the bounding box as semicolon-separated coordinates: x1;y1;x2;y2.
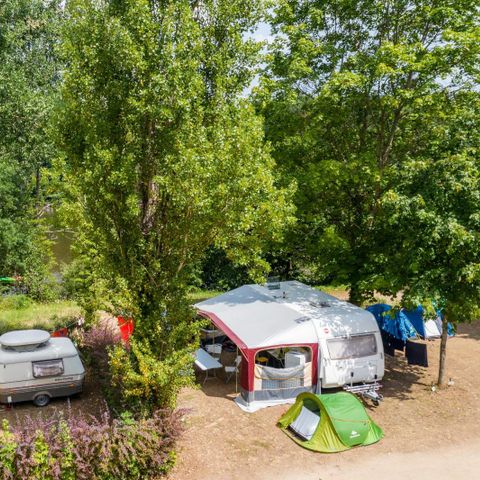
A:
378;91;480;386
193;247;251;291
0;0;61;298
259;0;480;303
57;0;293;411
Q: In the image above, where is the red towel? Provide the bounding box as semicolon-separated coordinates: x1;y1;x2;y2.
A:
117;317;134;345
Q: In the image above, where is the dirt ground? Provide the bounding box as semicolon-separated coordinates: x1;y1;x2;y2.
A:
0;369;107;424
1;321;478;480
170;320;480;480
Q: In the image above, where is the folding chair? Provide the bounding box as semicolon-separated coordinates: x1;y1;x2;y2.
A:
224;355;242;383
205;343;222;359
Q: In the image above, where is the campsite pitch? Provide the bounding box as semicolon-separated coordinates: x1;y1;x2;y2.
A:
170;320;480;480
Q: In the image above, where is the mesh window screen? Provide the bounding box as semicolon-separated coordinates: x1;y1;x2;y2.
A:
257;364;306;390
262;377;304;390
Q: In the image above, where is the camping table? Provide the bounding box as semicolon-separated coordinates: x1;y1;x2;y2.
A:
194;348;223;383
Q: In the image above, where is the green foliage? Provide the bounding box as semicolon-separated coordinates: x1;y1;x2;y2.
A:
109;338;198;413
58;421;76;480
377;92;480;323
0;294;33;310
57;0;293;411
32;431;52;479
195;247;251;291
0;420;17;478
1;409;183;480
0;0;62;298
261;1;480;386
61;255;108;325
259;0;480;303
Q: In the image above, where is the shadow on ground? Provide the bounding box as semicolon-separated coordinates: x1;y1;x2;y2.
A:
196;349;428;407
456;322;480;341
380;354;427;401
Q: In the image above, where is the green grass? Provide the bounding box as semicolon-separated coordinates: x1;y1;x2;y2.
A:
0;298;81;334
187;290;225;303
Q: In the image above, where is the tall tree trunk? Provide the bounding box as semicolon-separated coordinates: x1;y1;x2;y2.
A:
437;314;449;387
349;283;362;305
35;166;41;210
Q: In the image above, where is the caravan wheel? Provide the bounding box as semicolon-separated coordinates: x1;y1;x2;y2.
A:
33;394;50;407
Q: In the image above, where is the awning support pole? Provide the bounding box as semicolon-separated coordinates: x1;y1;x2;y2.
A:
235;346;238;393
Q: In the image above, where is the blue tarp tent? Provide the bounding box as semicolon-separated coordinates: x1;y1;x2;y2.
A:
366;304;417;342
402;306;429;338
367;304;454;340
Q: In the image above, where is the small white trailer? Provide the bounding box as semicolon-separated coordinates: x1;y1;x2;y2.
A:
0;329;85;407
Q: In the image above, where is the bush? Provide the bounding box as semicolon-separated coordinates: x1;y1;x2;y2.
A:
81;322;122;357
0;408;184;480
78;322;122;407
108;340;196;415
0;294;33;311
61;256;107;325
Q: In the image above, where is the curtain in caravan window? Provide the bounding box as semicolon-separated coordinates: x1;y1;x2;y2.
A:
32;359;64;378
327;334;377;360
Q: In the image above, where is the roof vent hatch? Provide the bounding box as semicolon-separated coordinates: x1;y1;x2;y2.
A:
0;330;50;352
310;301;332;308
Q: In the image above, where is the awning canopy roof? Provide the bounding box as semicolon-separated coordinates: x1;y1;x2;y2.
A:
195;281;377;350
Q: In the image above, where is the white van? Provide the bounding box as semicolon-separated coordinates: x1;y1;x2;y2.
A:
0;329;85;407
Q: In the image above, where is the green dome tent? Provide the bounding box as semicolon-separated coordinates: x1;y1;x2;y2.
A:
278;392;384;452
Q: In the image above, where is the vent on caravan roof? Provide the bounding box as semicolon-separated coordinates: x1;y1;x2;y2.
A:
0;330;50;352
309;301;332;308
266;276;281;290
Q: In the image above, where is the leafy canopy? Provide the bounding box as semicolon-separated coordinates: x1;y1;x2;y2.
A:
259;0;480;304
0;0;61;299
58;0;293;410
379;92;480;322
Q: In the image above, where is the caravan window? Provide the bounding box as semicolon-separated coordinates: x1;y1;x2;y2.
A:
32;359;64;378
327;334;377;360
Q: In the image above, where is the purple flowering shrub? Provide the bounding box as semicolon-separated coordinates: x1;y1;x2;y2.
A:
80;321;122;368
77;321;123;408
0;408;184;480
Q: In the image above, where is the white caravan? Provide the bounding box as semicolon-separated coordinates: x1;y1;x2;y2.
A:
0;330;85;407
196;281;384;411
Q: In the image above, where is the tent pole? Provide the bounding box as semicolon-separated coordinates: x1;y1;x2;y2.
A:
235;346;238;393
